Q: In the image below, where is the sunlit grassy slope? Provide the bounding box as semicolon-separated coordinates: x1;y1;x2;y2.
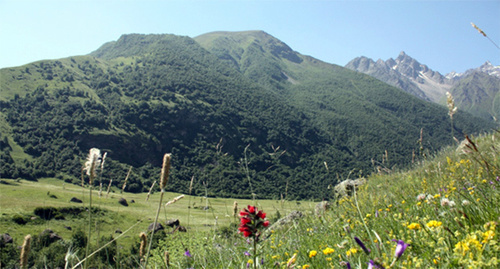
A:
146;133;499;268
1;133;498;268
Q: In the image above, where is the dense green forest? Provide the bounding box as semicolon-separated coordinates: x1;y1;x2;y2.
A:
0;32;496;200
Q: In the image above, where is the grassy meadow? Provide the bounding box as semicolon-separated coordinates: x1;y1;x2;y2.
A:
1;132;499;268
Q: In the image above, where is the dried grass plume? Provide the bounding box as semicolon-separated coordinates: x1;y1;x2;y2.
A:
20;234;31;269
160;153;172;190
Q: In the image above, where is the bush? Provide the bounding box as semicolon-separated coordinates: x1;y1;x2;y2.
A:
11;214;29;225
33;206;58;220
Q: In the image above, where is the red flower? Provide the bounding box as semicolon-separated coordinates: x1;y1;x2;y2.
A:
257;211;266;219
247;205;256;214
238;205;270;240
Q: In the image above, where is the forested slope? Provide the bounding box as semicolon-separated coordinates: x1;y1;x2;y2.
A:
0;32;495;200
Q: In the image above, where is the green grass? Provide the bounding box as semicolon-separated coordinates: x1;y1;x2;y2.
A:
0;175;313;267
1;133;498;268
147;133;499;268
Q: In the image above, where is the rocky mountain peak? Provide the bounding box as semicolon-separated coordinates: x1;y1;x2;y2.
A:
345;52;451;102
445;61;500;80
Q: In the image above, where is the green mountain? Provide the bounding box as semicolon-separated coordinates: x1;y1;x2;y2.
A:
0;32;495;200
450;71;500;121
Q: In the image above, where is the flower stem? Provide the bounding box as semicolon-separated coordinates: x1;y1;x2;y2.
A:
253;237;257;269
144;188;165;267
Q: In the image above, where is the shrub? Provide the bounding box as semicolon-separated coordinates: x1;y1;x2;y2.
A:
12;214;29;225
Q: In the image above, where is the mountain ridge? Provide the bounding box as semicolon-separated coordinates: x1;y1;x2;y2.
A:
345;52;500;121
0;32;496;200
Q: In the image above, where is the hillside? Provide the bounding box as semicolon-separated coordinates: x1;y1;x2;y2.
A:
449;71;500;121
0;32;496;200
0;132;498;268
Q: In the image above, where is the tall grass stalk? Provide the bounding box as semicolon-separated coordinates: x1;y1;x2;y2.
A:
144;153;171;268
242;144;255;201
83;148;101;269
20;234;31;269
446;91;457;141
121;166;132;194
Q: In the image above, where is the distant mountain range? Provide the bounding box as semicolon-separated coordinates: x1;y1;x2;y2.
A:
0;31;495;199
345;52;500;121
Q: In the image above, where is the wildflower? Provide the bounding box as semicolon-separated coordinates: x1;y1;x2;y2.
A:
368;259;385;269
426;220;442;228
346;248;357;257
454;235;482;256
392;239;409;263
184;250;192;258
340;261;352;269
323;247;335;255
462;200;470;206
354;237;370;254
238;205;269;240
308;250;317;258
287;254;297;267
440;198;455;207
407;223;421;230
482;230;495;243
302;265;310;269
244;251;251;256
246;258;254;268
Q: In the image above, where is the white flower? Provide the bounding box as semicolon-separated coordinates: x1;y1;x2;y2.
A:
440;198;455;207
462;200;470;206
417;193;426;201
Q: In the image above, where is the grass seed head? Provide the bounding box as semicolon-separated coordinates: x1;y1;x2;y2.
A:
20;234;31;269
139;232;147;258
160;153;172;190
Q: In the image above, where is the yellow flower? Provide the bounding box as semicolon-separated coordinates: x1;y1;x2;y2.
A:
272;255;279;259
323;247;335;255
408;223;422;230
426;220;442;228
247;259;253;264
308;250;317;258
482;230;495;243
302;265;310;269
287;254;297;267
454;235;482;256
346;248;358;256
326;257;332;261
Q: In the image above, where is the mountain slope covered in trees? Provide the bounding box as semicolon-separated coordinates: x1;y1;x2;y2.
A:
0;32;495;200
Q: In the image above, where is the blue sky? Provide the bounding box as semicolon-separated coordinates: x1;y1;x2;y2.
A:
1;0;499;74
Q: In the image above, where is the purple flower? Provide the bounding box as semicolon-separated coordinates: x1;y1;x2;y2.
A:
354;236;371;255
261;258;264;265
368;260;385;269
393;239;409;259
184;250;192;257
244;251;251;256
340;261;351;269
